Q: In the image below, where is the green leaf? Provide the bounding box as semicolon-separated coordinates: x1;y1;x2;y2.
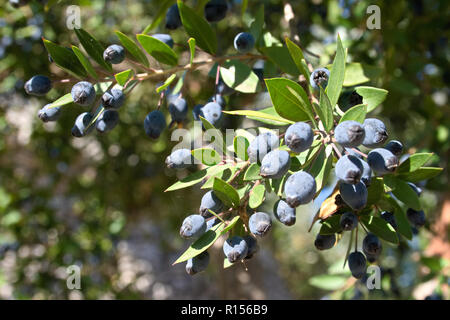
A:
114;69;134;86
285;38;310;80
265;78;314;123
142;0;176;33
224;109;293;125
156;74;177;93
233;136;249;161
383;175;421;210
249;5;264;45
137;34;178;66
360;215;399;244
115;31;149;68
71;45;98;79
188;38;196;65
312;148;333;192
199;116;228;156
316;89;334;131
397;167;443;183
213;178;240;208
326;35;346;108
43;39;87;78
223;257;235;269
319;215;341;235
220;60;260;93
260;46;300;76
48;93;73;109
244;163;262;181
339;104;367;124
309;274;347;290
249;184;265;209
366;177;384;206
165;164;232;192
397;153;433;173
342;63;382;87
355;86;388;113
192;148;222;166
74;28;112;72
178;1;217;55
379;195;413;240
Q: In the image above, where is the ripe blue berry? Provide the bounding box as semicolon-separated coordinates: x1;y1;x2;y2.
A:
166;4;182;30
103;44;125;64
260;149;291;179
384;140;403;157
273;199;296;226
284;171;316;208
367;148;399;175
165;148;193;170
334;121;365;148
168;98;188;123
208;94;226;108
335;155;364;184
192;104;204;121
102;88;124;109
339;182;368;211
151;33;174;48
180;214;207;239
285;122;314;153
186;251;209;275
144;110;166;139
71;112;94;137
24;75;52;96
71;81;96;106
340;212;358;231
406;208;426;228
243;235;259;259
362;118;388;148
96;109;119;133
204;0;228;22
314;234;336;250
249;212;272;237
247;132;279;164
360;160;372;186
362;233;382;258
206;217;220;231
37;104;61;122
201;102;223;127
234;32;255;53
199;190;224;217
223;236;248;263
309;68;330;90
348;251;367;279
381;211;397;230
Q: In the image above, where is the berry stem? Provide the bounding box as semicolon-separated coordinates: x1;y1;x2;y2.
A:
330;142;342;159
350;148;368;158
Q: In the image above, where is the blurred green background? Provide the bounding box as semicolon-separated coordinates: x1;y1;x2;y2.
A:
0;0;448;299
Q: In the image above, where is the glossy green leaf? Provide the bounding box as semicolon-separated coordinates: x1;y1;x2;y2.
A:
137;34;178;66
244;163;262;181
397;153;433;173
192;148;222;166
233;136;249;161
178;1;217;54
285;37;310;80
397;167;443;183
366;177;384;206
249;184;265;209
220;60;260;93
326;35;346;108
213;178;240;208
316;89;334;131
339;104;367;124
383;175;421;210
115;31;149;67
48;93;73;109
249;5;264;44
355;86;388;112
265;78;314;123
319;215;341;235
361;215;399;244
71;45;98;79
379;194;413;240
74;28;112;72
43;38;87;78
260;46;300;76
342;63;382;87
156;74;177;93
224;109;293;125
114;69;134;86
188;38;196;65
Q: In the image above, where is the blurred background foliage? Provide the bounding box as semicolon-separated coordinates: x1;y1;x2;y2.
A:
0;0;448;299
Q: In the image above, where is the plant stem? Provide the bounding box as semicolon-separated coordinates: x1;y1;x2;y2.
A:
331;142;342;158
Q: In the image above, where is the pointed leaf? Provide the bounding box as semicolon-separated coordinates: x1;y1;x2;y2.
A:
114;69;134;86
339;104;367;124
74;28;112;72
326;35;346;108
361;215;399;244
220;60;260;93
137;34;178;66
43;39;87;78
213;178;240;208
71;45;98;79
115;31;149;67
383;175;421;210
355;86;388;112
397;153;433;173
285;37;310;80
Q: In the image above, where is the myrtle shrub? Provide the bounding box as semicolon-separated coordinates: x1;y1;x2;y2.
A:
21;0;443;283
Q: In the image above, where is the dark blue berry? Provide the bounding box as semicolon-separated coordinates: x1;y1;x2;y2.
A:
367;148;399;175
223;236;248;263
339;182;368;211
260;150;291;179
37;104;61;122
96;109;119;133
165;148;193;170
180;214;207;239
314;234;336;250
144;110;166;139
362;118;388;148
249;212;272;237
285;122;314;153
384;140;403;157
310;68;330;90
243;235;259;259
186;251;209;275
103;44;125;64
340;212;358;231
199;190;224;217
151;33;174;48
335;155;364;184
348;251;367;279
102;88;124;109
284;171;316;208
334;121;365;148
273;199;296;226
166;4;182;30
204;0;228;22
234;32;255;53
201;102;223;127
247;132;279;164
71;112;94;137
406;208;426;228
71;81;96;106
168;98;188;123
24;75;52;96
